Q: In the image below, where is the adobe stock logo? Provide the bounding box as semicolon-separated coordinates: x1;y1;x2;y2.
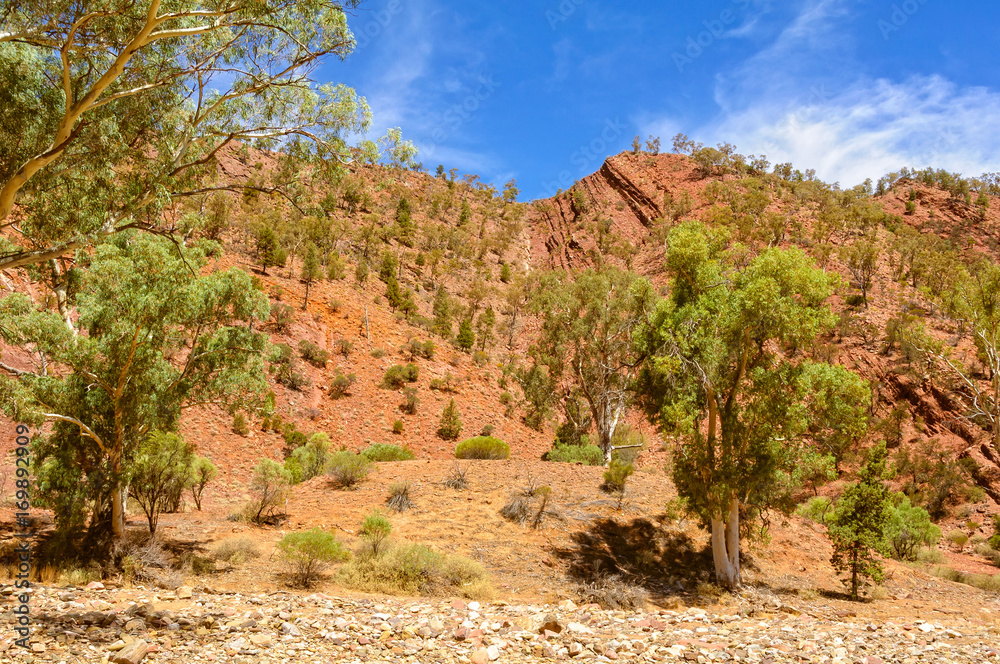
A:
877;0;931;41
672;0;754;73
542;118;626;196
422;75;501;159
354;0;404;51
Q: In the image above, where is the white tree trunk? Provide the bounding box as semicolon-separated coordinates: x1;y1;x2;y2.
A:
710;497;741;588
112;487;126;538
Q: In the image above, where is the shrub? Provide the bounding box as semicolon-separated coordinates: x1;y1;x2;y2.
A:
602;459;634;494
579;575;649;610
336;338;354;356
270;343;310;391
472;350;488;366
189;456;217;511
371;347;386;359
796;496;834;525
327;451;371;489
232;412;250;436
298;340;329;368
246;459;291;524
455;436;509;460
387;482;413;512
361;443;415;462
975;542;1000;567
392;419;404;435
330;371;356;399
885;496;941;561
278;528;350;588
381;363;420;389
546;444;603;466
285;436;329;484
500;493;531;525
271;303;294;332
438;399;463;440
444;462;469;490
405;338;435;360
946;530;969;548
480;424;495;437
360;511;392;556
916;547;946;564
211;536;261;565
129;431;195;534
429;372;458;393
400;387;419;414
340;541;494;598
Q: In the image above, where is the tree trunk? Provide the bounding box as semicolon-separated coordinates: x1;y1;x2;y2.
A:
711;497;741;589
112;487;125;538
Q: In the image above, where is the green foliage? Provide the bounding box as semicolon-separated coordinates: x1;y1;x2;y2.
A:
828;443;893;600
2;233;269;538
455;436;510;460
529;267;656;460
433;287;454;338
330;371;357;399
400;387;419;414
884;495;941;561
602;459;634;493
437;399;464;441
326;451;371;489
189;457;217;511
404;338;435;361
256;227;287;275
429;373;458;393
269;343;311;391
360;511;393;556
392;419;404;435
500;263;512;283
129;431;195;534
545;444;604;466
277;529;350;588
796;496;833;524
301;242;322;308
381;364;420;389
335;338;354;356
298;340;329;368
232;412;250;436
246;459;292;525
0;0;376;276
327;252;347;281
270;302;294;332
641;221;866;587
340;539;495;599
894;440;979;519
361;443;415;462
285;434;330;484
456;319;475;351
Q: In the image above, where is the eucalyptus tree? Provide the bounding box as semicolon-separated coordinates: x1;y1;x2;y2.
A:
0;0;413;277
639;222;869;588
529;267;657;463
0;232;269;540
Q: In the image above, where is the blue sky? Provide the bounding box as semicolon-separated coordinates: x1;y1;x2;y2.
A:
325;0;1000;200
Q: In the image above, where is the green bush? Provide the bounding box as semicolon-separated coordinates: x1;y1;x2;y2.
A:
392;419;404;435
232;412;249;436
330;371;356;399
339;541;494;599
298;340;329;368
381;363;420;389
361;443;415;462
245;459;291;524
884;495;941;561
946;530;969;548
437;399;463;440
360;511;392;556
400;387;419;414
326;451;371;489
602;459;634;493
796;496;834;525
277;528;350;588
455;436;510;460
545;444;603;466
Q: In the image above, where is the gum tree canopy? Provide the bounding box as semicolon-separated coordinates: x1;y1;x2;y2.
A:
0;0;410;273
0;232;270;540
639;222;869;588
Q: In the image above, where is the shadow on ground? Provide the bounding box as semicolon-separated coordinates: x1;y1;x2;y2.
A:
549;515;723;601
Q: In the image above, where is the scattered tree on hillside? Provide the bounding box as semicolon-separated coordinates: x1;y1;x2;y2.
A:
0;233;269;541
129;431;195;534
301;243;322;310
828;443;893;600
639;222;869;588
256;228;287;276
529;267;656;463
457;319;475;352
438;399;463;440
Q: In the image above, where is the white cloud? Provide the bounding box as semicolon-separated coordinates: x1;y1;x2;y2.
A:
646;0;1000;186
